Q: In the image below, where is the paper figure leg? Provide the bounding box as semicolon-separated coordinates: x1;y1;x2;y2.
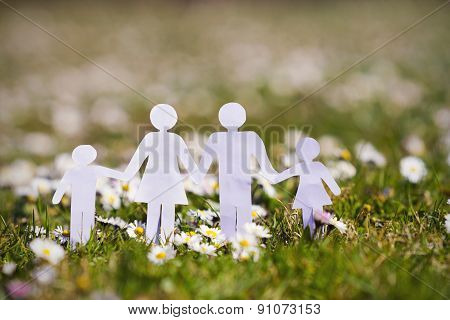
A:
220;203;237;239
301;205;315;236
146;202;162;243
81;211;95;245
70;209;83;247
160;203;175;245
236;203;252;236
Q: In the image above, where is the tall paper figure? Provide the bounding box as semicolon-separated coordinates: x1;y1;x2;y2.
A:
52;145;124;246
275;137;341;235
122;104;199;244
199;102;278;239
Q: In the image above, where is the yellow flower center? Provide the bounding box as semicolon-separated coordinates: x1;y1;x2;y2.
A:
212;182;219;191
108;195;116;204
409;167;417;173
251;211;258;218
340;149;352;161
239;239;250;247
187;231;196;236
122;184;129;192
135;226;144;236
42;248;51;256
206;230;217;238
62;229;70;237
155;252;166;260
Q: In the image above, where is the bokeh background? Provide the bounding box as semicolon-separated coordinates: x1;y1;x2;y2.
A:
0;0;448;167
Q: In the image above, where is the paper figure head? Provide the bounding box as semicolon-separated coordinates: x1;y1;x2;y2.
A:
296;137;320;162
72;145;97;165
219;102;246;129
150;104;178;130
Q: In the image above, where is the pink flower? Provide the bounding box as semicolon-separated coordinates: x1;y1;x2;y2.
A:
6;280;32;299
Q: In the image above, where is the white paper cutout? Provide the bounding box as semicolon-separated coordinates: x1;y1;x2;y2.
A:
52;145;124;246
198;102;278;239
274;137;341;235
122;104;199;244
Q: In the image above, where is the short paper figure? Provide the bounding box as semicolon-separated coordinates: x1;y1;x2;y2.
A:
199;102;278;239
122;104;199;244
52;145;124;246
275;137;341;236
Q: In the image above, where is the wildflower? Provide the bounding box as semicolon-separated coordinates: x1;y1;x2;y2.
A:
400;156;427;183
53;226;70;244
355;141;386;167
328;160;356;180
107;217;128;229
445;214;450;234
31;177;56;195
191;242;217;256
251;205;268;219
198;225;223;240
318;135;343;158
244;222;271;238
340;149;352;161
26;226;47;239
255;174;276;197
174;231;202;246
147;245;176;265
32;265;56;285
100;188;121;211
402;135;425;156
2;262;17;276
232;233;258;251
30;238;65;265
126;220;146;239
329;217;348;234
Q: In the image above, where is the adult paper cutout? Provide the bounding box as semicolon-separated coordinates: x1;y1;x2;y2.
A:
198;102;278;239
275;137;341;235
52;145;124;246
122;104;199;244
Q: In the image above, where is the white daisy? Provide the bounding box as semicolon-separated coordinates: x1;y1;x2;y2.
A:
2;262;17;276
328;160;357;180
30;238;65;265
445;214;450;234
251;205;268;219
232;233;258;252
147;245;176;265
244;223;271;238
107;217;128;229
126;220;146;239
403;134;425;156
32;265;56;285
100;188;121;211
355;141;386;167
254;174;276;197
53;226;70;244
26;226;47;239
329;218;348;234
190;242;217;256
400;156;427;183
198;225;223;241
174;231;202;246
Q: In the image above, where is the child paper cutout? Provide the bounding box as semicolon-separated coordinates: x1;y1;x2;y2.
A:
275;137;341;235
52;145;124;246
122;104;199;244
198;102;278;239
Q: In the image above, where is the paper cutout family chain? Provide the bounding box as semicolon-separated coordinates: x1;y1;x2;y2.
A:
52;103;341;246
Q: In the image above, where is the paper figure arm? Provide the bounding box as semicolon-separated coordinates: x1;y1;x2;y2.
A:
317;162;341;195
252;133;278;183
198;135;217;181
94;166;126;180
274;167;298;184
52;172;71;204
122;138;149;181
177;137;200;184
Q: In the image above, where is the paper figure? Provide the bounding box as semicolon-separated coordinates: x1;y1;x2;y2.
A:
122;104;199;244
274;137;341;236
198;102;278;239
52;145;124;246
